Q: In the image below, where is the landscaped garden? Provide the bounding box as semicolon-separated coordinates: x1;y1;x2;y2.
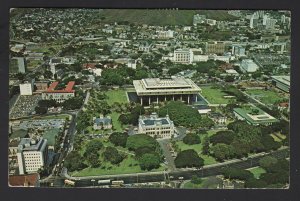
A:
245;88;286;105
201;86;234;104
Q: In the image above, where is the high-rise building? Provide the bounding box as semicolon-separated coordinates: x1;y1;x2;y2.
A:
232;45;246;57
19;82;33;96
205;41;226;55
250;14;259;28
17;138;48;175
265;18;277;29
173;49;193;64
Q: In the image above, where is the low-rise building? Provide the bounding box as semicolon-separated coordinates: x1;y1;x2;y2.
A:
17;137;48;175
93;115;112;130
9;173;40;187
138;113;175;139
208;112;227;124
233;107;279;126
240;59;259;73
271;75;290;93
42;81;75;103
10;57;26;74
193;105;212;114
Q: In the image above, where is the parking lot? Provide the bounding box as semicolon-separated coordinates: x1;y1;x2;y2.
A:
9;95;41;119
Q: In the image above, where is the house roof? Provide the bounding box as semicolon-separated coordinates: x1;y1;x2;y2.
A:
9;173;39;187
94;117;112;125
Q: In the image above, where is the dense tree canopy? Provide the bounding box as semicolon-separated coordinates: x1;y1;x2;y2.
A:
103;146;124;165
209;130;235;145
159;101;213;129
64;151;87;172
174;149;204;168
109;132;129;147
62;96;84;110
183;133;201;145
126;134;159;152
138;153;161;171
84;139;103;157
210;143;235;161
221;167;254;181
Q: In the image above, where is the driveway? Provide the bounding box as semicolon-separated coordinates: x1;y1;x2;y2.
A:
157;139;176;171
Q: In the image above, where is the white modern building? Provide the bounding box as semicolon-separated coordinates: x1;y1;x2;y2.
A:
17;138;48;175
138;113;175;139
173;49;193;64
240;59;259;73
19;82;33;95
133;77;201;105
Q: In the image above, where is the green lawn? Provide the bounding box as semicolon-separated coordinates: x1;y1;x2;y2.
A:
110;112;127;132
183;180;205;189
201;86;233;104
42;128;61;146
71;155;165;177
176;130;218;165
248;167;266;179
105;89;128;105
245;89;285;105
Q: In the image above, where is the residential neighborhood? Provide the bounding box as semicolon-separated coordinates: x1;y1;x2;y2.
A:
9;9;290;189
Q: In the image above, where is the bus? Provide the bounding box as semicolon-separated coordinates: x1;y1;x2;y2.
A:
98;179;111;185
111;180;124;186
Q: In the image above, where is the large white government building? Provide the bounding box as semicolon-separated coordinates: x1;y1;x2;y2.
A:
138;113;175;139
17;138;48;175
133;77;201;106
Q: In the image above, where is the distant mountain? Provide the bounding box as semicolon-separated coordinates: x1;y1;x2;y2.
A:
98;9;238;25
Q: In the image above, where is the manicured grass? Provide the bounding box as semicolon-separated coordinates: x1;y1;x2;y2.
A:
245;89;285;105
105;89;128;105
201;86;233;104
71;155;165;177
110;112;127;132
248;167;266;179
42;128;61;146
183;180;205;189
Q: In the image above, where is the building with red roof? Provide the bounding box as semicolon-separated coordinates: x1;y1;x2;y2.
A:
42;81;75;103
9;173;40;187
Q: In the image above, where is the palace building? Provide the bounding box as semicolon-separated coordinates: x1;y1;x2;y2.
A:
133;77;201;106
138;113;175;139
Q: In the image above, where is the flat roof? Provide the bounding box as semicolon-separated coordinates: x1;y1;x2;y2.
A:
233;107;279;124
133;78;201;95
18;138;47;152
271;75;290;86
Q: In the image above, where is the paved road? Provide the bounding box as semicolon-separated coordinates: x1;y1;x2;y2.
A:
50;148;289;188
157;139;176;171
